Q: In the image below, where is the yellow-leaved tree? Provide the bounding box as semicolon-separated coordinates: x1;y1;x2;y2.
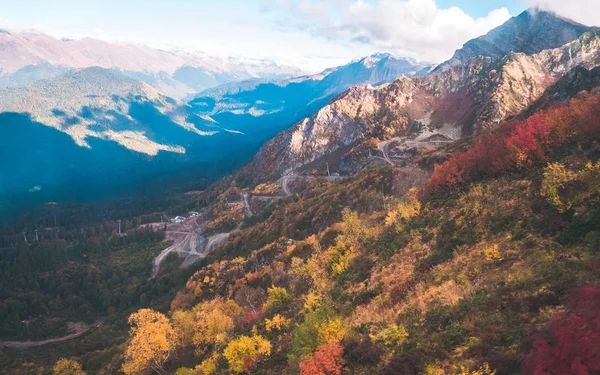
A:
122;309;179;375
223;334;271;373
52;358;86;375
192;299;242;348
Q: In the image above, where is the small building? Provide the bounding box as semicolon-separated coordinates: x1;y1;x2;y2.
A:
171;216;186;224
189;212;199;217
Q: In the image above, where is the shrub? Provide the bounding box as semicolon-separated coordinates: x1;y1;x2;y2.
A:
326;242;353;276
457;363;496;375
290;305;344;360
483;244;503;263
540;163;578;212
523;286;600;374
175;368;198;375
197;356;218;375
53;358;86;375
385;189;422;227
195;357;217;375
304;293;322;311
267;286;292;309
373;324;409;348
318;319;347;344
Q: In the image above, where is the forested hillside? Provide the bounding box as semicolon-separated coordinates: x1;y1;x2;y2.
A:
11;90;596;374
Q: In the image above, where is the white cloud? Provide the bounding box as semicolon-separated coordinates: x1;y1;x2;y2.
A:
528;0;600;26
263;0;512;63
0;16;16;31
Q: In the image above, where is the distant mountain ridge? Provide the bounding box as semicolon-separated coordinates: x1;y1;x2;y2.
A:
0;30;303;98
190;53;432;117
5;8;600;213
0;67;261;212
0;67;221;155
0;51;433;211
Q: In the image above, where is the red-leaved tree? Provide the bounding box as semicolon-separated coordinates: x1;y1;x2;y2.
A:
299;341;345;375
422;93;600;196
523;286;600;375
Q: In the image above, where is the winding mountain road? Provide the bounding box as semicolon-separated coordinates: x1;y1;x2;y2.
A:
0;320;103;349
377;137;404;165
242;193;253;217
279;174;319;196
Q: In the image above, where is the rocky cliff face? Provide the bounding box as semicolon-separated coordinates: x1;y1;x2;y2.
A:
523;66;600;117
247;12;600;181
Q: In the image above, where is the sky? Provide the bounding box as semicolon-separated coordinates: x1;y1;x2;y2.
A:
0;0;597;72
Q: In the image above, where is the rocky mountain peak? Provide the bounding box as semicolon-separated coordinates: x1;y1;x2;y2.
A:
436;8;593;72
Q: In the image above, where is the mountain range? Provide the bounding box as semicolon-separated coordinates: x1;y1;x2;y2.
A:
189;53;432;145
2;8;600;214
0;47;426;213
191;53;431;117
245;9;600;180
0;67;257;212
0;29;302;99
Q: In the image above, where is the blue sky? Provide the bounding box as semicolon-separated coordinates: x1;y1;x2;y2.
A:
0;0;594;71
436;0;523;17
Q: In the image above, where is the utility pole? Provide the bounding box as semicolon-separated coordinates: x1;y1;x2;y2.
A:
54;214;58;240
21;319;30;341
118;220;122;235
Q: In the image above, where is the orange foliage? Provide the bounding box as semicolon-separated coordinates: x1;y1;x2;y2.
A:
299;341;345;375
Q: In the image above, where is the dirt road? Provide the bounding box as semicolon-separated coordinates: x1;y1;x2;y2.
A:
377;137;404;165
279;174;318;196
0;320;103;349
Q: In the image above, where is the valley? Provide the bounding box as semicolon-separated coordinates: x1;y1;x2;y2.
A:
1;5;600;375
